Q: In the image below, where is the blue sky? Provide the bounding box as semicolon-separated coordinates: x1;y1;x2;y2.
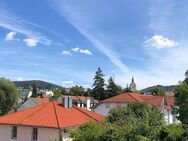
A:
0;0;188;89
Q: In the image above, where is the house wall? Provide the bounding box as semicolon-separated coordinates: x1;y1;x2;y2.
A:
93;103;127;116
0;125;60;141
17;98;37;111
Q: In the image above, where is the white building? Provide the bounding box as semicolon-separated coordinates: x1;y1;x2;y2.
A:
0;96;104;141
92;93;178;124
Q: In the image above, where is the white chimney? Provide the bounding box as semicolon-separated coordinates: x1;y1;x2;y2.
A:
86;97;91;111
62;96;68;108
68;96;72;108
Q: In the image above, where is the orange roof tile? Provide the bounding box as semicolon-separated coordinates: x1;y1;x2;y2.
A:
102;93;145;103
0;101;104;128
32;96;50;105
95;93;175;110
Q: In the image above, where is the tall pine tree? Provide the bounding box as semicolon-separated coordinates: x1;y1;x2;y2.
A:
92;67;106;100
31;82;38;98
106;76;122;98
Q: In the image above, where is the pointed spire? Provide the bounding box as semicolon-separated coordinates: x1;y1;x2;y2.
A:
132;77;134;83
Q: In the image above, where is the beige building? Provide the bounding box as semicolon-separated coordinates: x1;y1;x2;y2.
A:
0;96;103;141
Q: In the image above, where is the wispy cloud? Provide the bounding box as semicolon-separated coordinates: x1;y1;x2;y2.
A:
62;50;72;56
80;49;92;55
23;38;39;47
71;47;80;52
71;47;92;55
5;31;17;41
145;35;179;49
52;1;130;74
0;4;51;46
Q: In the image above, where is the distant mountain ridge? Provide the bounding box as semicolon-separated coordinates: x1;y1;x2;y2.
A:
13;80;63;90
141;85;176;93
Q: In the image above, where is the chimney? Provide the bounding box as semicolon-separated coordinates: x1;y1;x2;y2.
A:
86;97;91;111
68;96;72;108
62;96;72;108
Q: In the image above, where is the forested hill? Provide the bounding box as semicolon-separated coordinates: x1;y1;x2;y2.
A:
141;85;176;93
13;80;63;90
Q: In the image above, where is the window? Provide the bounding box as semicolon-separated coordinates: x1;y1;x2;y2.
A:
32;128;38;140
63;128;68;134
105;104;110;108
11;126;17;139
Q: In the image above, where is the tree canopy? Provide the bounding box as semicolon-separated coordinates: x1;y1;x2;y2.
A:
151;87;166;96
0;78;19;115
71;103;165;141
92;67;106;100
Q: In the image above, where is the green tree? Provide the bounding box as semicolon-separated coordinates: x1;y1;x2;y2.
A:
175;82;188;125
92;67;106;100
69;86;85;96
31;82;38;98
0;78;19;115
70;121;105;141
106;103;164;140
151;87;166;96
106;77;123;98
53;89;68;98
83;88;92;97
159;124;184;141
70;103;165;141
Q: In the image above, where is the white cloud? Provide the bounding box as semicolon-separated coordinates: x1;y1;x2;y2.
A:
5;31;17;41
62;50;72;56
23;38;39;47
145;35;179;49
62;81;75;88
0;6;51;46
71;47;80;52
80;49;92;55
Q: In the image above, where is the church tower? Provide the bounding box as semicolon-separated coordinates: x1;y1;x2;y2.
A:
129;77;137;92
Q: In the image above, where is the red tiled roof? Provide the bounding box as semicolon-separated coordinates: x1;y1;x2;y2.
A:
32;96;50;105
102;93;145;103
96;93;175;110
71;96;88;101
0;101;104;128
166;97;175;106
141;95;164;107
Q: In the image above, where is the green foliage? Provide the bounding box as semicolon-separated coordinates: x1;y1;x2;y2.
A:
151;87;166;96
106;77;123;98
70;103;165;141
92;67;106;100
159;124;184;141
83;88;92;97
0;78;19;115
175;82;188;125
141;85;175;94
31;82;38;98
107;103;164;140
69;86;85;96
14;80;63;90
53;89;68;98
70;121;105;141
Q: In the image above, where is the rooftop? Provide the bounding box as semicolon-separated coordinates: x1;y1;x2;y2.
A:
0;101;104;128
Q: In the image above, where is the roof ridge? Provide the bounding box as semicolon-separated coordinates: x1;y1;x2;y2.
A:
18;103;49;125
128;93;142;102
31;98;38;105
73;106;98;121
53;102;60;128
